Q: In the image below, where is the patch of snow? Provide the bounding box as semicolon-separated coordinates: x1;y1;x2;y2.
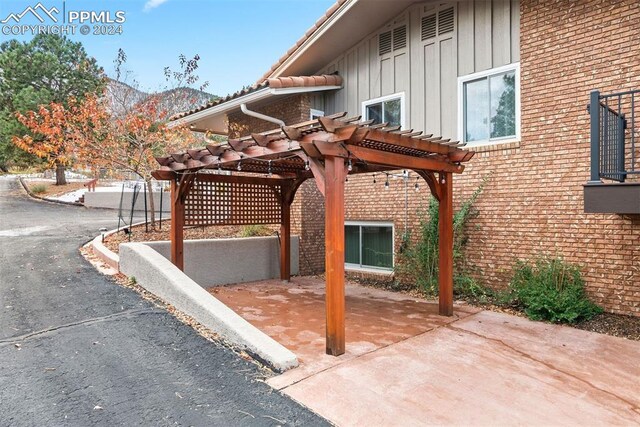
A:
0;225;52;237
49;188;87;203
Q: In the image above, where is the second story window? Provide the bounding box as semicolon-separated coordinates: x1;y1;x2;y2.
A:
362;93;405;128
458;63;520;145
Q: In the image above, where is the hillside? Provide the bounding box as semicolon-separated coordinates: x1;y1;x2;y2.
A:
106;79;218;118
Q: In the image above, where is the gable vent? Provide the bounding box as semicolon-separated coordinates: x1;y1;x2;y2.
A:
421;14;437;40
379;30;392;55
393;25;407;50
438;7;455;35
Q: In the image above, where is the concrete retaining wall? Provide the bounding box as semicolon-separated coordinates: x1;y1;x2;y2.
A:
119;243;298;372
143;236;299;287
84;190;171;212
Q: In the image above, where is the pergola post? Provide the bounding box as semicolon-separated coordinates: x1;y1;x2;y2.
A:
323;155;347;356
170;177;185;271
438;171;454;316
280;190;291;282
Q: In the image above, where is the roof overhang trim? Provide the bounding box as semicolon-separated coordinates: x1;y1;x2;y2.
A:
168;85;341;132
266;0;357;81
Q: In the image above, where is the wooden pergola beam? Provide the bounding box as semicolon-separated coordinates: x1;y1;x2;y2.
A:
312;142;464;174
190;173;296;186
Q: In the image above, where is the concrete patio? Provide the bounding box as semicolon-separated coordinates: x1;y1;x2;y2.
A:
210;277;640;426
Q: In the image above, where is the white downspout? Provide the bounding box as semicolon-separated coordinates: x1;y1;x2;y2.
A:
240;103;285;127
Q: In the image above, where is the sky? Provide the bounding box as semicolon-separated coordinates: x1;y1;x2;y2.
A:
0;0;335;96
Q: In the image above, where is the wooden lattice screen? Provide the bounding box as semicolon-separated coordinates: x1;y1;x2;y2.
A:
184;176;282;226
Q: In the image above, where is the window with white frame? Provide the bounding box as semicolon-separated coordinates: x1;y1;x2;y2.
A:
458;64;520;145
310;108;324;120
362;93;404;128
345;222;394;271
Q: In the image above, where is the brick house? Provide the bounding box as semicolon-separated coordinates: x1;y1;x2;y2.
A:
171;0;640;316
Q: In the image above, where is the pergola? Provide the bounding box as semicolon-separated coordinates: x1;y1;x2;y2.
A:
152;113;475;356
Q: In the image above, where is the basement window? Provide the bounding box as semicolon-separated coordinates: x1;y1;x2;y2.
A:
362;93;405;128
345;221;394;271
458;63;520;145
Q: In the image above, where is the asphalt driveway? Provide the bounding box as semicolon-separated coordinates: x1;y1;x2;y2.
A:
0;177;326;426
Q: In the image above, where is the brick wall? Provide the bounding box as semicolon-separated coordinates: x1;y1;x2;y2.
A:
327;0;640;316
228;94;325;275
227;94;311;138
292;180;326;275
453;0;640;316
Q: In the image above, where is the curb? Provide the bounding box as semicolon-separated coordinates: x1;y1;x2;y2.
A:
88;225;300;372
90;233;120;270
119;243;299;372
18;177;84;207
88;220;152;270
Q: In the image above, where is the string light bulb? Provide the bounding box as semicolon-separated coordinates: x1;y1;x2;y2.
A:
384;174;390;190
347;158;353;172
373;174;377;184
237;161;242;171
267;160;273;177
414;177;420;192
304;160;310;171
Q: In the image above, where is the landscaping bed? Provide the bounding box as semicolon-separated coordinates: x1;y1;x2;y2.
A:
26;179;88;197
347;275;640;342
103;222;279;254
574;312;640;341
455;293;640;341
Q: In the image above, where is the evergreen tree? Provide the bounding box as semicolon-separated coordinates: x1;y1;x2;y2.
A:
0;34;104;181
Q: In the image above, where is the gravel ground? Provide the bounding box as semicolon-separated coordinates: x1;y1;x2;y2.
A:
575;313;640;341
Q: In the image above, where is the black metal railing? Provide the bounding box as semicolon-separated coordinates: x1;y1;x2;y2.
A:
588;89;640;183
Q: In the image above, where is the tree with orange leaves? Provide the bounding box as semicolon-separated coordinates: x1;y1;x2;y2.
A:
70;50;211;228
14;50;212;227
72;93;199;228
13;102;76;185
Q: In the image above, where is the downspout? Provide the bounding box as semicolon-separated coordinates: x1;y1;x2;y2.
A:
240;103;285;127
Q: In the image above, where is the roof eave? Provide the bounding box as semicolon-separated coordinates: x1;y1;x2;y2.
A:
168;85;342;133
262;0;357;82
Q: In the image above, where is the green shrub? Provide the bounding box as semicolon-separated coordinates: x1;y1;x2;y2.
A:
508;257;602;323
454;275;492;301
397;177;487;295
30;184;47;194
240;224;271;238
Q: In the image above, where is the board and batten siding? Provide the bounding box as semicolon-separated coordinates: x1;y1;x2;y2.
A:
311;0;520;140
